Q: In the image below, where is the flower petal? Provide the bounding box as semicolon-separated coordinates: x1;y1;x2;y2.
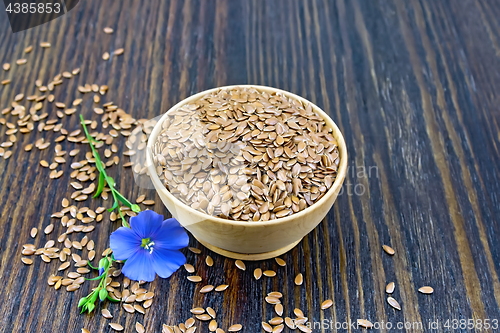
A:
130;210;163;239
109;227;141;260
121;249;156;282
151;247;186;279
152;218;189;250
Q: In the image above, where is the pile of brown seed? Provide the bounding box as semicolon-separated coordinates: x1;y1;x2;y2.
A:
152;87;340;221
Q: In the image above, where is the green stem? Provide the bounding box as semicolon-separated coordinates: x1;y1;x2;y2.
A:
80;114;134;228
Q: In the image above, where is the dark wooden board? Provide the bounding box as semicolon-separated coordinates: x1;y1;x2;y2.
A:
0;0;499;332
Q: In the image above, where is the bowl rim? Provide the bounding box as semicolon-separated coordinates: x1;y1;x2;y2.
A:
146;85;348;227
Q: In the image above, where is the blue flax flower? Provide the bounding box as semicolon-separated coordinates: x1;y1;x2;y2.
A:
110;210;189;282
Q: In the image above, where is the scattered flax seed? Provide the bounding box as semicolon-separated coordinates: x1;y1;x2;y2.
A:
275;257;286;266
123;303;135;313
418;286;434;294
186;328;196;333
114;48;124;55
3;150;11;159
1;79;11;85
21;257;33;265
163;325;173;333
16;59;27;65
273;324;284;333
209;320;218;331
254;268;262;280
24;144;33;151
40;42;51;48
2;63;10;71
104;27;114;34
109;323;124;331
285;317;296;329
228;324;242;332
189;247;201;254
386;282;395;294
184;264;195;273
383;245;395;255
268;292;282;298
58;262;70;271
190;308;205;315
262;322;272;333
215;284;228;292
103;52;110;60
134;304;145;314
265;296;280;305
235;260;246;271
321;299;333;309
263;270;276;277
297;324;312;333
24;45;33;53
199;285;214;293
142;200;155;205
196;314;212;321
275;303;283;316
30;228;38;238
295;273;303;285
185;318;195;328
102;309;113;319
187;276;202;282
387;297;401;310
136;322;145;333
82;329;90;333
357;319;373;328
67;284;80;291
294;308;304;317
44;224;54;234
206;255;214;266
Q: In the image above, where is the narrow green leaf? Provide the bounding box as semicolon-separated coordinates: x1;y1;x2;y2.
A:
115;191;135;209
108;200;119;212
94;172;106;198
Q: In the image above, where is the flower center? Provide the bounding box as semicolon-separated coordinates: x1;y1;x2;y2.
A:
141;237;155;254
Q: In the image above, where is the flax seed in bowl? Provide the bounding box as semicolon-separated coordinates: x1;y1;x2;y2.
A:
147;85;347;260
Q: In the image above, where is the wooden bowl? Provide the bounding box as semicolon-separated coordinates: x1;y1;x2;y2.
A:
146;85;347;260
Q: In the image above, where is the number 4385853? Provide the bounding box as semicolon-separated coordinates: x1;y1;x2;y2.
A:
444;319;498;330
5;2;61;14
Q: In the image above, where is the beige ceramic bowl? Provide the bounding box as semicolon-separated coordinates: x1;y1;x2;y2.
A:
147;85;347;260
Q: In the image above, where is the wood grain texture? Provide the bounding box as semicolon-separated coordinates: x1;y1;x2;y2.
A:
0;0;499;332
